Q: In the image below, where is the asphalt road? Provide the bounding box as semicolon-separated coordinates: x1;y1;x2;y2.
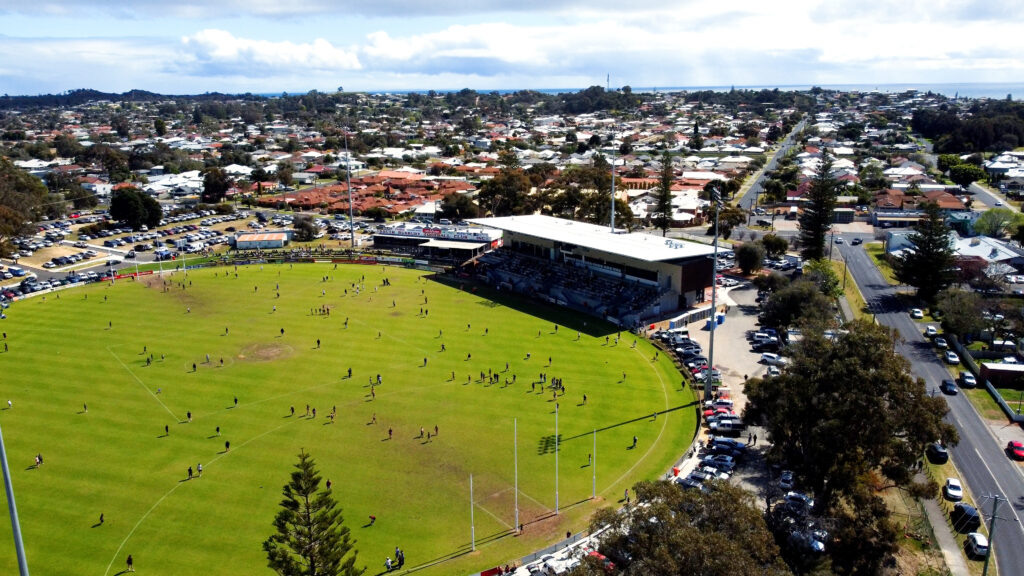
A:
737;119;806;212
841;243;1024;576
970;182;1018;212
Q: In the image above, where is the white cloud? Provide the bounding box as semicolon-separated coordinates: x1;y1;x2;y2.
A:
178;29;361;75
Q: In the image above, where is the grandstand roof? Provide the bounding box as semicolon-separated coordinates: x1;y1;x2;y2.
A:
469;215;717;263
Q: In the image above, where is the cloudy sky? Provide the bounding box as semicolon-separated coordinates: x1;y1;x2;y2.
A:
0;0;1022;95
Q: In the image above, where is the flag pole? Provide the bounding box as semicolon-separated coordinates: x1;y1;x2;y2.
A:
592;428;597;499
555;403;559;515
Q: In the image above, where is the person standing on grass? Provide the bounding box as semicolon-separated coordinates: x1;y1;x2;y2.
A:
126;554;134;572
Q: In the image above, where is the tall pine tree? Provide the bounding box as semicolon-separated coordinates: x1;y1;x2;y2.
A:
797;153;840;261
894;201;955;303
263;451;364;576
652;151;674;236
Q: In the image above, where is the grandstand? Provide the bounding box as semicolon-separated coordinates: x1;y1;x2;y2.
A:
468;215;716;326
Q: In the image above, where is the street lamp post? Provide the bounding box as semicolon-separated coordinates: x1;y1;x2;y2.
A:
704;186;723;403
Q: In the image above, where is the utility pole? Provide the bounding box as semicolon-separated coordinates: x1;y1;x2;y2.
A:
982;495;1003;576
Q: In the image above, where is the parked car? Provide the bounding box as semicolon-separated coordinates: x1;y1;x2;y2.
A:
951;503;981;532
1007;440;1024;460
943;478;963;501
944;351;961;365
960;371;977;388
779;470;795;490
760;353;788;366
933;337;948;349
784;491;815;512
766;365;781;377
911;308;924;319
701;455;736;472
939;379;958;395
966;532;989;558
924;325;938;338
926;442;949;464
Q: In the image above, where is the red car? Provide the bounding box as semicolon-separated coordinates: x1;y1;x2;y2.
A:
1008;440;1024;460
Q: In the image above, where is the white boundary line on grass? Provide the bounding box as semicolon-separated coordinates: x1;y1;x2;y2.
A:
102;418;298;576
600;346;672;495
107;346;180;422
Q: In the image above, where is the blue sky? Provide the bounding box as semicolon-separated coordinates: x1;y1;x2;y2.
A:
1;0;1022;95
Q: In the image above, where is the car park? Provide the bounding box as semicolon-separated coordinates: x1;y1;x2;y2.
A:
939;379;958;395
944;351;960;365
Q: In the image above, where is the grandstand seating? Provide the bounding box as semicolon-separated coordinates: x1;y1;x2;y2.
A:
478;250;663;324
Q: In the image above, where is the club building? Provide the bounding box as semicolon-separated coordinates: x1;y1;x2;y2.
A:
467;215;718;326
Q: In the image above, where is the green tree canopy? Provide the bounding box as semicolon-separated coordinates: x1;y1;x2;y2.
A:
735;241;765;274
802;259;842;298
948;163;987;188
109;187;162;231
263;451;364;576
798;154;841;261
438;193;480;221
973;207;1024;238
202;167;231;204
893;202;955;303
574;481;790;576
935;288;985;337
0;157;49;256
759;279;835;331
651;152;674;236
761;233;789;259
744;321;958;574
477;167;535;216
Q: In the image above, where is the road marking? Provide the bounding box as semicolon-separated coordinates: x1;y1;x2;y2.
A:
973;447;1024;535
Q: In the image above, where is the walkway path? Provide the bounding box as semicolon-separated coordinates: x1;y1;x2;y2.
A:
921;499;970;576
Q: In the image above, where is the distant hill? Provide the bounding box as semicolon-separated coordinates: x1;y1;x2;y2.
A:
0;88;264;110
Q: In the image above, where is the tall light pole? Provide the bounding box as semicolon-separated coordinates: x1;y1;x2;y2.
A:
345;133;355;249
0;425;30;576
514;418;519;532
554;403;559;515
610;151;616;232
704;185;723;402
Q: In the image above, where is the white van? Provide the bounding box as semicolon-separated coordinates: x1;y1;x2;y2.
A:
751;332;776;344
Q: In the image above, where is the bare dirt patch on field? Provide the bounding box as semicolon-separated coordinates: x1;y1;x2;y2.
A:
238;342;294;362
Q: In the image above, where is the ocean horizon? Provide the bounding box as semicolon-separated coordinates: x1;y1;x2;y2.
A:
259;82;1024;100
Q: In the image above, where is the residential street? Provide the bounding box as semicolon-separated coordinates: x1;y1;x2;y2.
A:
840;243;1024;576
